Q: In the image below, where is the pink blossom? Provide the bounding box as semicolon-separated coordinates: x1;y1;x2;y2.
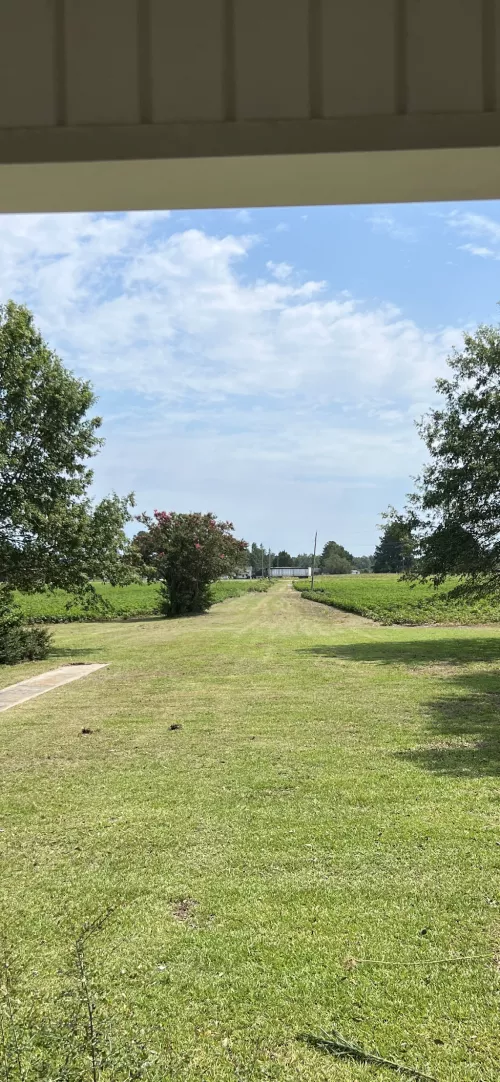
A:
195;543;201;550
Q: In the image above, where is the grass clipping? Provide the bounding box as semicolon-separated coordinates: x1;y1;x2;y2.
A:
302;1027;438;1080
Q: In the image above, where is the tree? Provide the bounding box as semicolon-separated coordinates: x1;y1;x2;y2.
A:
404;325;500;592
0;301;134;659
323;554;353;575
372;511;414;573
292;552;314;569
352;555;373;572
273;550;292;567
248;542;267;577
135;511;247;616
320;540;353;574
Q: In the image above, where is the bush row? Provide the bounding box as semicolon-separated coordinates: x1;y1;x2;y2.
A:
295;574;500;625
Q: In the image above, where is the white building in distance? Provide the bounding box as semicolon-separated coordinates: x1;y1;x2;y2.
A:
269;567;311;578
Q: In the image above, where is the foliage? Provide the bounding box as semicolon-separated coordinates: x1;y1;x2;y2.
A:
0;584;51;662
212;578;271;602
319;540;353;574
0;302;134;596
1;912;160;1081
404;325;500;595
320;553;352;575
373;510;414;573
248;542;268;577
0;301;134;661
295;573;500;625
292;552;314;569
16;581;162;623
273;550;292;567
135;511;248;617
12;578;269;624
352;555;373;572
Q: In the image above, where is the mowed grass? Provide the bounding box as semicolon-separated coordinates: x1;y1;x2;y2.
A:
295;573;500;625
0;583;499;1080
14;577;270;623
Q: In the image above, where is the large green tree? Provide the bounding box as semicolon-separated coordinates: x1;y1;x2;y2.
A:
0;302;133;658
319;540;353;574
373;513;414;573
273;550;292;567
248;542;267;577
406;325;500;591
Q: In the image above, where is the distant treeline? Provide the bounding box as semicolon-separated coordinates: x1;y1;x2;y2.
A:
247;541;374;577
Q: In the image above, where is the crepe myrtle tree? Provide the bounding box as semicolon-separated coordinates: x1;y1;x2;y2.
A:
135;511;248;616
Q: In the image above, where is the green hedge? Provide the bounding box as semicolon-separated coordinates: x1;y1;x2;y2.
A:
14;579;271;624
295;574;500;625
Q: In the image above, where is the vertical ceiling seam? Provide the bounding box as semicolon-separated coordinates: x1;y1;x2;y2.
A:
138;0;153;124
308;0;323;119
54;0;67;126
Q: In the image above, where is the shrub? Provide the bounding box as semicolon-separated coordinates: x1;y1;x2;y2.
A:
135;511;248;617
0;586;51;663
294;573;500;625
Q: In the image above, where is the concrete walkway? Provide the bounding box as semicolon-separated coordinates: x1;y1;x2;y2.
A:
0;664;107;712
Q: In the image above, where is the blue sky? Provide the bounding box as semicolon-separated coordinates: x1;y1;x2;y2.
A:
1;201;500;555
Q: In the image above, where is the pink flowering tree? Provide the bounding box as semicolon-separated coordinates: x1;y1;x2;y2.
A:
135;511;248;616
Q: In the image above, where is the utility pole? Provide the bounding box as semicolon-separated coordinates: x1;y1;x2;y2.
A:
311;531;318;590
261;543;264;579
268;548;272;579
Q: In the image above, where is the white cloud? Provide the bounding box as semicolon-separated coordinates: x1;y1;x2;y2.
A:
368;212;418;242
0;210;462;550
0;213;455;404
266;260;293;280
459;243;499;259
232;208;252;223
447;210;500;258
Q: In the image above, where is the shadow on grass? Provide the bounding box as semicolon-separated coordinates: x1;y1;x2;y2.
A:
398;673;500;778
49;646;104;659
301;638;500;667
300;639;500;778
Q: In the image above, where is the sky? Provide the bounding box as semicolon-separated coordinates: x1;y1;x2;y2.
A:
1;200;500;556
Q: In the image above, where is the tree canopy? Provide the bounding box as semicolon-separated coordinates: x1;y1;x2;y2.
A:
0;301;133;595
404;324;500;592
248;542;267;577
373;513;414;574
319;540;353;574
352;555;373;572
273;550;292;567
135;511;247;616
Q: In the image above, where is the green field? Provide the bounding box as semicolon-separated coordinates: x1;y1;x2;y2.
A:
14;578;270;623
295;573;500;625
0;582;498;1080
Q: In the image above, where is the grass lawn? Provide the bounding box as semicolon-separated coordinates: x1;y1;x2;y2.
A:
0;583;498;1080
295;573;500;625
14;577;270;623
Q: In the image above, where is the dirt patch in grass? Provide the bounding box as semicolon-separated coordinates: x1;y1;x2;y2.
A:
171;898;198;922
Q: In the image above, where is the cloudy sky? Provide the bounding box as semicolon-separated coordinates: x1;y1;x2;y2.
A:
1;201;500;555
